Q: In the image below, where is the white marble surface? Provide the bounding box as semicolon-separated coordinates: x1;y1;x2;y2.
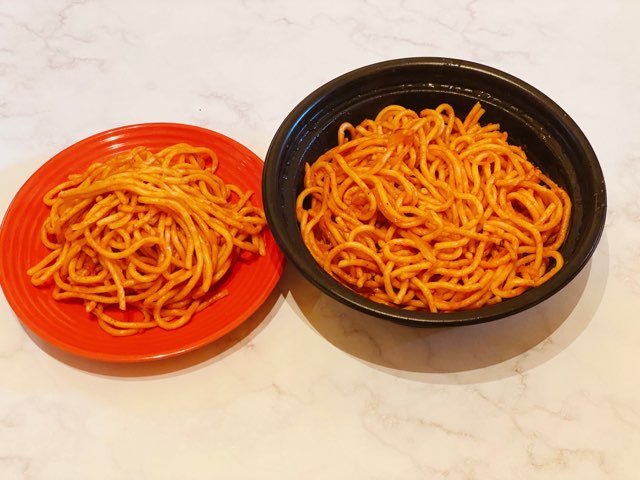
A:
1;0;638;478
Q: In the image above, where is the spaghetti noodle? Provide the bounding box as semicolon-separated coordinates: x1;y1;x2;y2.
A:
28;143;266;335
296;103;571;312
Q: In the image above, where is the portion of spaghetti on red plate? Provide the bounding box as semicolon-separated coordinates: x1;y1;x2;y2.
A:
28;143;266;336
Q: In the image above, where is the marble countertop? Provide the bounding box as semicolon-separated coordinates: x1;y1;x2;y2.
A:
1;1;638;478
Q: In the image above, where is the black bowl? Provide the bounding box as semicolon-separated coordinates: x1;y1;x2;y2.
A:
262;57;606;326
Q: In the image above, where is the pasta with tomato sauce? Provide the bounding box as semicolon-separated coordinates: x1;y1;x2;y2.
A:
296;103;571;312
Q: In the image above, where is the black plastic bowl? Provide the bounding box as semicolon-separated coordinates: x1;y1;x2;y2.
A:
263;57;606;326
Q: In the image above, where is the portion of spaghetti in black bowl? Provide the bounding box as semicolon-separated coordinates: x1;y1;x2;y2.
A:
262;57;606;326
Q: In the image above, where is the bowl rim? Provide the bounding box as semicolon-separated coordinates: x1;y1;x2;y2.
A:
263;56;607;326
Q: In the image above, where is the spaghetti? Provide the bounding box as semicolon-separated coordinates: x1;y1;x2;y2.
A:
296;103;571;312
28;144;266;335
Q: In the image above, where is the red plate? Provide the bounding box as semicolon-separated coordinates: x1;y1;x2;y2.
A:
0;123;285;362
